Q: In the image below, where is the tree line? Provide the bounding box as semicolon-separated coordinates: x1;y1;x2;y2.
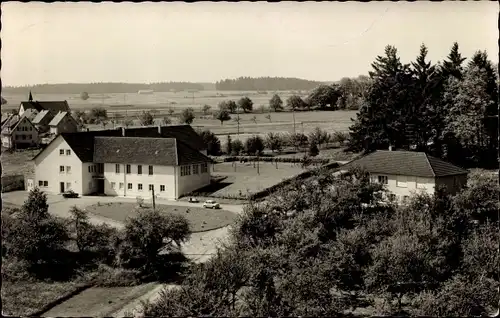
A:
140;168;498;316
215;76;324;91
347;43;498;168
3;82;205;95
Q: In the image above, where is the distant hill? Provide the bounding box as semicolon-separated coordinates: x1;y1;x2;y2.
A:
215;77;325;91
2;82;206;95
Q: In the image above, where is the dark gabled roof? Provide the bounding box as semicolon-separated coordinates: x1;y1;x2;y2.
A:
160;125;206;151
32;110;51;124
341;150;468;178
48;111;71;126
22;109;39;121
58;130;122;162
20;101;70;114
94;137;178;165
93;136;210;166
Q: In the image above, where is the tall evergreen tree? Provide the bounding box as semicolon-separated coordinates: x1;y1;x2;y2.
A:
442;42;467;80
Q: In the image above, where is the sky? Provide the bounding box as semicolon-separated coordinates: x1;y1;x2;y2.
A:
2;1;498;86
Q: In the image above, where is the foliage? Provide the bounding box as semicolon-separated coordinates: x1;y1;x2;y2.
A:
179;107;195;124
215;76;322;91
80;91;89;100
286;132;309;150
214;109;231;125
198;129;221;156
306;84;342;110
139;111;154;126
202;104;211;115
286;95;307;110
265;114;271;122
238;97;254;113
230;139;244;155
219;100;238;114
244;135;265;155
162;116;171;125
269;94;284;112
308;142;319;157
89;107;108;124
265;132;284;153
226;135;232;155
308;127;329;148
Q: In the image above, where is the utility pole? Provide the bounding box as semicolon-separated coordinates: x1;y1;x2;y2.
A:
257;154;260;175
292;107;296;134
152;186;156;212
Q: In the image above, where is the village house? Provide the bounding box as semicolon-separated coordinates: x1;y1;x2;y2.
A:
1;112;40;149
19;92;71;133
340;150;468;203
48;111;79;135
28;125;211;200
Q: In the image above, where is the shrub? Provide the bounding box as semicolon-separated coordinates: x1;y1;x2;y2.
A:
230;139;244;156
83;264;141;287
136;196;144;208
244;135;265;155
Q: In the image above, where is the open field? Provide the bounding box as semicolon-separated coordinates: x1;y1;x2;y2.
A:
200;162;306;199
85;202;237;232
1;280;86;316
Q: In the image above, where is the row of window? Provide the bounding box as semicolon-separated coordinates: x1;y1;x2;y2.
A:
17;126;33;131
38;180;49;187
59;149;72;156
111;182;166;192
387;193;410;202
15;135;33;140
88;164;104;174
181;163;208;176
117;164;154;175
372;175;426;189
60;166;72;173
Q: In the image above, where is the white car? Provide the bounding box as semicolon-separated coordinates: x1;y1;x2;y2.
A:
203;200;220;209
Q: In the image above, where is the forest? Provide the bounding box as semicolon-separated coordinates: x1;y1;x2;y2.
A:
215;76;324;91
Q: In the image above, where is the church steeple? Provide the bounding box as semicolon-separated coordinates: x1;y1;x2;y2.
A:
29;91;33;102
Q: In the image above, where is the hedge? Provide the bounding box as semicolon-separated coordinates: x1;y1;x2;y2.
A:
215;156;330;165
1;175;25;193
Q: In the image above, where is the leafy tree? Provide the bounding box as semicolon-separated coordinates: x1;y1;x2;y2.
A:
286;95;306;110
308;142;319;157
198;130;221;156
244;135;265;155
269;94;284;112
140;111;154;126
80;91;90;100
90;107;108;124
219;100;237;114
286;132;308;151
265;132;284;153
238;97;254;113
461;223;499;280
167;108;175;116
230;139;244;155
179;108;195;124
123;119;133;127
308;127;328;148
226;135;232;154
202;104;211;115
162;116;171;125
305;84;342;110
214;109;231;125
118;209;190;276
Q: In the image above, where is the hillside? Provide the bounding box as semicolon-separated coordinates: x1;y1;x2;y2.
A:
215;76;325;91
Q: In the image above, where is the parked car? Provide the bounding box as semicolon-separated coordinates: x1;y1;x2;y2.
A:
188;197;199;203
62;190;79;198
203;199;220;209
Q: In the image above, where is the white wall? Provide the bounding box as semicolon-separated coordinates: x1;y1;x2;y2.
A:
12;117;39;146
34;136;84;194
177;162;211;197
103;163;177;200
368;173;435;202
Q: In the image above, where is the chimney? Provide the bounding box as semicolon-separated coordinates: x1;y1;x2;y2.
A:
121;126;126;137
157;125;161;134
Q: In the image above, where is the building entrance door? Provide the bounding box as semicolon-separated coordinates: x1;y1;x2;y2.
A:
60;182;65;193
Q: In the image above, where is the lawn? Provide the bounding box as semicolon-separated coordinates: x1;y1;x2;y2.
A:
41;283;159;317
85;202;237;232
0;148;39;177
1;280;86;316
206;162;306;199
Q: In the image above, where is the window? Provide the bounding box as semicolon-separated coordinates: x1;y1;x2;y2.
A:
66;182;71;190
138;184;143;191
43;181;48;187
66;166;71;173
30;126;32;131
39;180;43;186
396;175;407;188
137;165;142;175
416;177;426;189
15;135;19;140
115;164;120;174
201;163;208;173
66;149;71;155
377;175;388;185
187;165;191;175
126;164;131;174
22;135;26;140
88;166;91;173
119;182;124;189
127;183;132;190
28;135;32;139
193;164;199;174
160;185;165;192
60;166;65;173
148;165;153;175
181;166;185;176
149;184;154;191
111;182;116;189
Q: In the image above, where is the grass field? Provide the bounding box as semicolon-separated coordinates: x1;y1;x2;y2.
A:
1;148;39;177
85;202;237;232
203;162;306;199
1;280;86;316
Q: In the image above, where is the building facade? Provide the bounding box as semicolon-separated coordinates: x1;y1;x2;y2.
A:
1;115;40;149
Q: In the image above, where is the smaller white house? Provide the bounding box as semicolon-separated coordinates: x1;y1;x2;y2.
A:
340;150;468;203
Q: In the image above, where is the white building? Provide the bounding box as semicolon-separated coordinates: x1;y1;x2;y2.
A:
1;112;40;149
340;150;468;203
48;111;79;135
28;125;211;200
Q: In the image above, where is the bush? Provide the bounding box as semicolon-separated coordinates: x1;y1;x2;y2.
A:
83;264;141;287
244;135;265;155
230;139;244;155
